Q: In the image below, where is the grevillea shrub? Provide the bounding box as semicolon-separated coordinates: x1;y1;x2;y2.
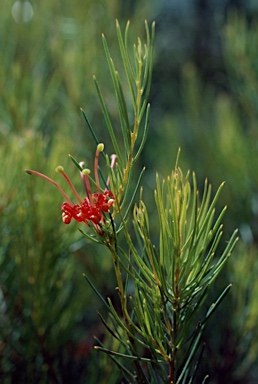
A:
25;20;238;383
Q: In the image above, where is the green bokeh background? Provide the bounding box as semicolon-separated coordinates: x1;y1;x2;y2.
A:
1;1;258;383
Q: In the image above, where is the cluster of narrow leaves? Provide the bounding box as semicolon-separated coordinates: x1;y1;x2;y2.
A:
93;164;238;383
84;22;238;383
82;20;154;217
26;20;238;383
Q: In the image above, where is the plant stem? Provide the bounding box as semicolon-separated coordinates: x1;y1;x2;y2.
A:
121;69;142;198
107;240;148;383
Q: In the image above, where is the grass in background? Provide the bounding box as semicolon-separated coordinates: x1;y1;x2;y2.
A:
1;2;258;383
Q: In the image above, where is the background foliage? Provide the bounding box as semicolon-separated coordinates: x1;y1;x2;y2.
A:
1;0;258;383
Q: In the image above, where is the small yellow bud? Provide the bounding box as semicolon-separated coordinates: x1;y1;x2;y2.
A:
97;143;104;152
82;168;91;175
55;165;64;173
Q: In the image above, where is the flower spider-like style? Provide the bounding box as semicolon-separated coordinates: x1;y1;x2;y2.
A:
25;144;116;228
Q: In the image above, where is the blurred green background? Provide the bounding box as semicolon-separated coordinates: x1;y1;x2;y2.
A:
1;0;258;383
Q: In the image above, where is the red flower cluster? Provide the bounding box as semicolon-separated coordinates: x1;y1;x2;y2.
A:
61;190;114;225
25;143;116;227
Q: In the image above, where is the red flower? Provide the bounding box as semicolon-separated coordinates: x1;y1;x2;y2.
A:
25;144;116;227
61;190;114;225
